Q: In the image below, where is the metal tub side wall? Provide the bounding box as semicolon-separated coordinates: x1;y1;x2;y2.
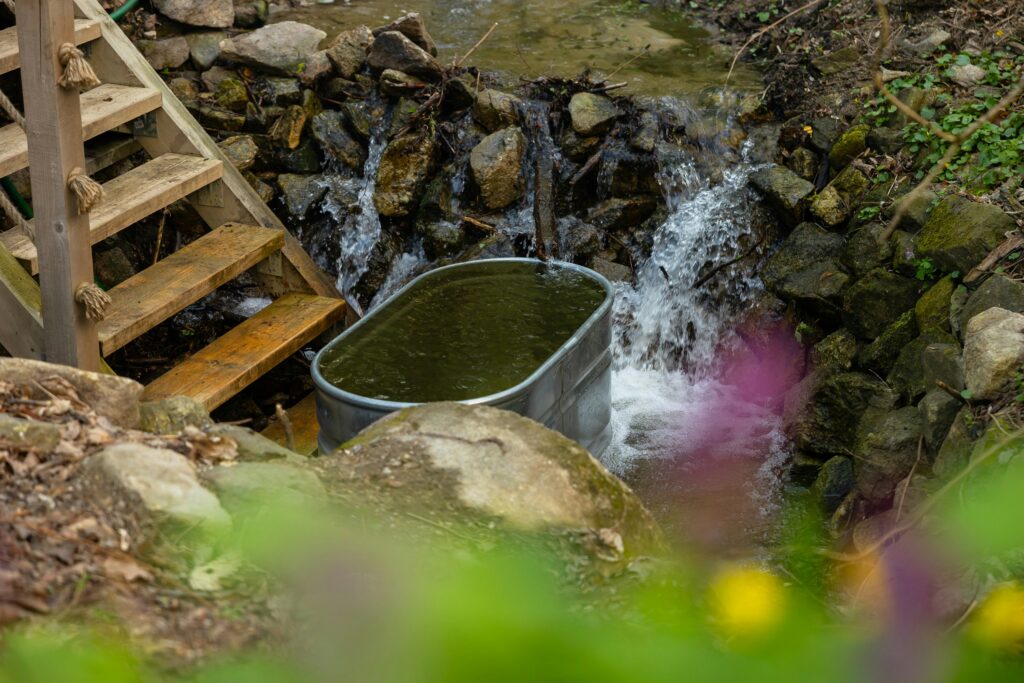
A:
313;259;614;455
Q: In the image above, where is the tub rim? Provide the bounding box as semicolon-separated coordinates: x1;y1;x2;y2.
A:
311;257;615;412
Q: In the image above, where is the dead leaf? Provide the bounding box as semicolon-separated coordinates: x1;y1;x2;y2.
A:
102;556;153;583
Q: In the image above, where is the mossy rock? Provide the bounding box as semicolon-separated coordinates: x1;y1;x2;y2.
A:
828;124;869;171
886;329;958;402
842;268;924;339
890;230;920;277
922;341;965;392
916;195;1015;272
810;455;855;513
751;165;815;226
854;406;922;505
915;276;955;333
842;222;894;278
955;274;1024;333
811;328;858;374
856;309;919;375
762;222;848;305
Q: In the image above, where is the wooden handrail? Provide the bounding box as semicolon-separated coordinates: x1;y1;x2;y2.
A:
15;0;101;370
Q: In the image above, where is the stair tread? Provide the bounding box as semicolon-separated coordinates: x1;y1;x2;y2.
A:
143;293;345;410
0;83;161;178
0;153;222;272
97;222;284;356
0;19;102;76
262;392;321;456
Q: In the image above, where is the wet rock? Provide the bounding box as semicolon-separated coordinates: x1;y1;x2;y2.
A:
93;246;135;287
456;232;514;261
202;462;325;515
270;137;321;173
568;93;620;136
604;150;659;197
854;407;922;505
915;276;954;333
560;129;601;162
379;69;427;97
200;65;236;92
218;134;258;171
783;371;896;457
857;309;918;375
246;172;276;203
366;31;442;82
185;32;226;71
560;219;602;262
470;127;525;210
811;456;854;513
586;196;659;233
420;221;466;260
810;166;868;229
916;196;1015;272
956;274;1024;334
140;397;211;434
444;74;477;111
0;414;62;453
214;77;248;112
252;77;303;106
219;22;327;76
761;222;848;304
233;0;268;29
374;132;436;217
472;89;521;132
277;173;327;219
786;146;819;182
200;104;245;131
887;330;957;402
316;402;664;561
140;37;190;70
326;25;373;79
341;100;379;141
630;110;659;153
842;268;923;339
842;222;894;278
372;13;437;56
963;307;1024;400
268;105;307;149
154;0;233;28
0;358;143;428
829;124;869;170
311;110;367;170
919;389;960;454
811;329;858;374
589;256;631;283
750;165;814;225
299;50;332;87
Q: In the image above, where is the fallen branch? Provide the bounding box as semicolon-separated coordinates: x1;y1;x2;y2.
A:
454;22;498;69
462;215;497;233
691;233;767;289
963;233;1024;284
726;0;827;84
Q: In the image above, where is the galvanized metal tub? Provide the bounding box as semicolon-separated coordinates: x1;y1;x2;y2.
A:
311;258;614;456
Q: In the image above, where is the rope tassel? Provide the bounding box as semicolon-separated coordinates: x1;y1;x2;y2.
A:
75;282;111;321
66;167;103;214
57;43;101;89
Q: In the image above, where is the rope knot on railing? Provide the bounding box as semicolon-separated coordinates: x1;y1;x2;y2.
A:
66;167;103;213
74;282;111;321
57;43;101;89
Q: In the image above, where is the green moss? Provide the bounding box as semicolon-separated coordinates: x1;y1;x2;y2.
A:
828;124;870;170
916;195;1015;272
915;276;954;332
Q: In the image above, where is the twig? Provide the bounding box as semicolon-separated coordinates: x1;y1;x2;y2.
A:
964;233;1024;284
691;234;767;289
603;45;650;82
274;403;295;452
454;22;498;69
935;379;967;402
893;437;923;524
726;0;827;84
462;216;497;233
152;208;168;266
588;82;628;94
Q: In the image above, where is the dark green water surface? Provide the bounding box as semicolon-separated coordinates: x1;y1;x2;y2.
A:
318;261;607;402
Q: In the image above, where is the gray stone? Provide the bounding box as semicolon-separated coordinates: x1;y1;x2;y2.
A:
867;127;904;155
957;274;1024;334
201;462;325;514
951;63;986;87
918;389;960;454
185;32;226;70
813;46;859;76
586;196;658;233
811;456;854;513
750;165;815;226
890;189;938;233
366;31;442;82
917;196;1016;272
233;0;267;29
811;329;858;374
630;110;659;153
855;407;922;505
219;22;326;76
963;307;1024;400
887;330;958;402
470;128;525;210
379;69;426;97
0;358;143;428
140;397;211;434
168;77;199;106
200;65;236;92
762;222;848;304
208;424;307;464
374;132;435;217
933;406;982;479
589;256;632;283
922;342;965;393
214;77;249;112
299;50;333;87
317;403;664;561
786;146;819;181
0;414;62;452
842;222;894;278
910;29;951;56
568;93;621;136
857;310;918;375
93;247;135;287
342;100;380;142
252;77;302;106
326;25;373;79
473;89;522;132
420;221;466;260
311;110;367;170
842;268;923;339
140;37;190;70
277;173;328;219
560;129;601;162
218;134;259;171
372;13;436;56
153;0;233;28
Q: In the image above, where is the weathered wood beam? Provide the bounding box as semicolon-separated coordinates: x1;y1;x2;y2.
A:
0;242;44;359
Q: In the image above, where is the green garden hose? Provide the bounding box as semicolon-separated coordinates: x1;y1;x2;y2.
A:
109;0;140;22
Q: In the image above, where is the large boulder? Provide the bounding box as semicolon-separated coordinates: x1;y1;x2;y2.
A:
568;93;621;136
315;403;664;562
842;268;923;339
153;0;233;28
963;307;1024;400
366;31;442;82
854;407;922;505
0;358;143;428
326;25;373;79
372;13;437;56
201;462;325;515
916;196;1016;272
139;37;190;70
219;22;327;76
751;165;815;225
470;128;525;210
761;222;848;305
374;132;436;217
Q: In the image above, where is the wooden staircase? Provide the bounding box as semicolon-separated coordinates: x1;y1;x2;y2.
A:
0;0;345;421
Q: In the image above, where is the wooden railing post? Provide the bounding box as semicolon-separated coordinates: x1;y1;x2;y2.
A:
15;0;101;371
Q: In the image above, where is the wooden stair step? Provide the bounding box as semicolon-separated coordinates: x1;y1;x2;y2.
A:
85;132;143;175
0;18;103;76
143;293;345;411
0;83;161;178
97;223;284;356
0;153;222;273
262;392;321;456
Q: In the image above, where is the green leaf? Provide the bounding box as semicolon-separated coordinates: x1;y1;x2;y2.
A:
960;389;974;400
756;10;770;22
920;106;936;120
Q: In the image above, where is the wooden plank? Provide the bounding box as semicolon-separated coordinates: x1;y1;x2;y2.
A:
73;0;339;299
85;132;142;174
262;392;321;456
0;242;44;358
15;0;101;370
0;18;102;75
98;223;284;355
0;83;160;179
0;153;223;272
143;294;345;410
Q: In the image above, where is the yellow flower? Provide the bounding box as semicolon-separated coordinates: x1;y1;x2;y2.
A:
709;565;787;638
803;125;814;136
996;30;1005;37
971;583;1024;652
